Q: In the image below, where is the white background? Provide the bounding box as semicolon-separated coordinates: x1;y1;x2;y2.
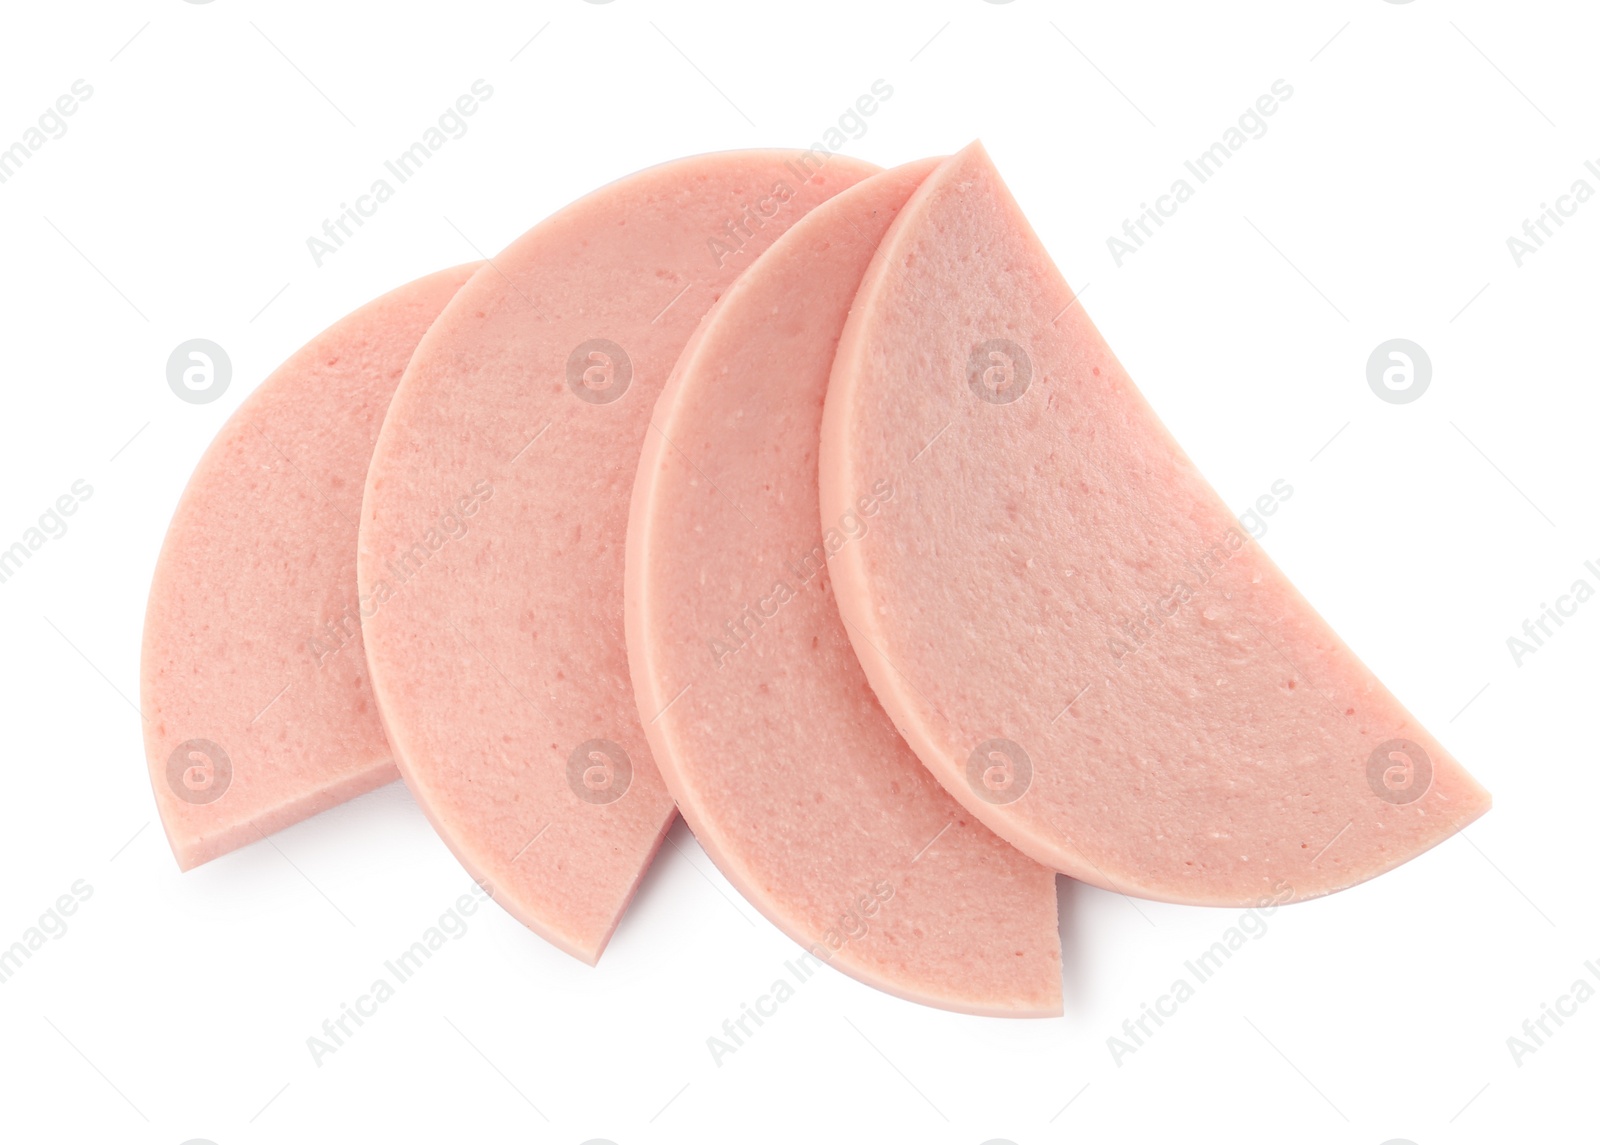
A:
0;1;1594;1142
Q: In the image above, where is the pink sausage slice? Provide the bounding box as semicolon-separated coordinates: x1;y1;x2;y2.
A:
626;160;1061;1016
359;151;878;963
819;143;1491;905
142;263;479;870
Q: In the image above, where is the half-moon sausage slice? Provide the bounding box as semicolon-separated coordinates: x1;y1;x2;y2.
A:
819;143;1490;905
143;263;479;869
627;159;1061;1015
360;151;877;962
